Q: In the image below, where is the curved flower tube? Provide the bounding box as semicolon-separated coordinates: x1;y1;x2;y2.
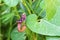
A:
17;23;26;32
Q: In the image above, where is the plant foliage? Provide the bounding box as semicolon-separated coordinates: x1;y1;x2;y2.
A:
0;0;60;40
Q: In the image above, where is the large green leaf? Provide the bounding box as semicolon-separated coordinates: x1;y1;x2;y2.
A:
45;5;60;40
26;14;60;36
3;0;19;7
11;27;26;40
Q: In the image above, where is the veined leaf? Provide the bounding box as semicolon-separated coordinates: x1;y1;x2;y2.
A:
26;14;60;36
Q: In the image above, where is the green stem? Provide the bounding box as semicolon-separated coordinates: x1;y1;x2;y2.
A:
26;1;34;14
38;6;45;17
7;18;13;40
28;0;32;5
13;6;20;19
32;32;37;40
7;6;20;40
0;10;2;40
35;0;41;10
22;1;31;14
25;28;32;40
26;28;37;40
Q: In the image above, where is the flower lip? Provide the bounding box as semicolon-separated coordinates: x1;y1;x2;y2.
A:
17;13;26;24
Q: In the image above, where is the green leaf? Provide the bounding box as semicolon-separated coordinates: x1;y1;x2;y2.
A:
32;0;41;10
3;0;19;7
20;1;31;15
26;14;60;36
39;19;60;36
32;0;42;14
54;0;60;6
11;27;26;40
40;0;45;9
44;0;56;20
49;6;60;26
2;13;14;24
46;36;60;40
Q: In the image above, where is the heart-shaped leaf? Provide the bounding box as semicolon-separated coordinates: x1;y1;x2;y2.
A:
26;14;60;36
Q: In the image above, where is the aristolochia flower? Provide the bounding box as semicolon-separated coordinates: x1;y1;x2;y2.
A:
17;13;26;32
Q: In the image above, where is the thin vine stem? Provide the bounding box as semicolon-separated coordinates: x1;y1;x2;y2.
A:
26;1;34;14
22;0;31;14
13;6;20;19
7;17;13;40
28;0;32;5
0;12;2;40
